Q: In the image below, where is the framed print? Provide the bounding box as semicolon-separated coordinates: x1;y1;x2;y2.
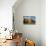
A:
23;16;36;24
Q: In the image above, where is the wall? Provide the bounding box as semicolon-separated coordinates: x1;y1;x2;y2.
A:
0;0;16;39
41;0;46;46
0;0;16;30
13;0;41;46
0;0;46;46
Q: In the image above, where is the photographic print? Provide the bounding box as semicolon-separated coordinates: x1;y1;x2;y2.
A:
23;16;36;24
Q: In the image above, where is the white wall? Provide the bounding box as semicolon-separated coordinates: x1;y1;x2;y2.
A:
0;0;16;29
13;0;46;46
0;0;46;46
13;0;41;46
41;0;46;46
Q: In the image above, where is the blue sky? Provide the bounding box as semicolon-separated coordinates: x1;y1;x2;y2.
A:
23;16;36;21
